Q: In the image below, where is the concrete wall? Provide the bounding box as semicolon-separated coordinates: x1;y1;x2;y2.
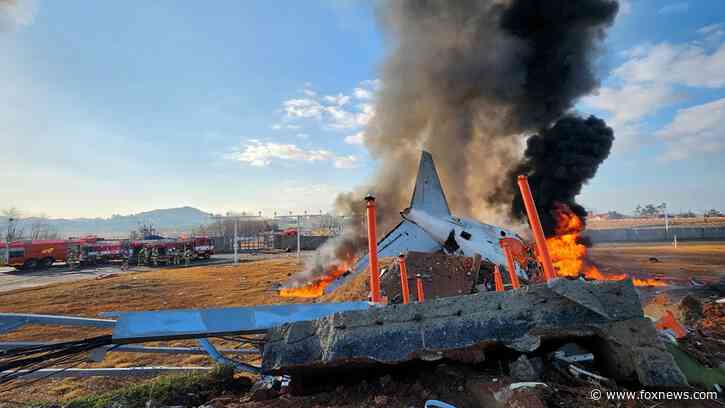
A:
210;235;330;253
585;226;725;243
274;236;330;251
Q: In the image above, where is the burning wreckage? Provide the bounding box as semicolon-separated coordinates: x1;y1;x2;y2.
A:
2;151;722;404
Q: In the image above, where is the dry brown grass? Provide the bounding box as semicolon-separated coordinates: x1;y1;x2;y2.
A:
0;257;309;403
3;243;724;403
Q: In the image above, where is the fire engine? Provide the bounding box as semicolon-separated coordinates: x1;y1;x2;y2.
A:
0;240;77;270
0;236;214;270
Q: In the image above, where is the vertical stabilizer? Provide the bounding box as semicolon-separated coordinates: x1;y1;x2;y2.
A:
409;151;451;216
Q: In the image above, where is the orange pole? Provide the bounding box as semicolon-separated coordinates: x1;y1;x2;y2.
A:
493;265;504;292
398;254;410;304
655;310;686;338
365;194;382;303
499;243;520;289
415;273;425;303
517;175;556;281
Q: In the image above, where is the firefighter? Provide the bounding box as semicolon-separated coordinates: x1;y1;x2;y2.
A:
120;247;130;272
137;247;146;266
184;247;192;267
66;248;79;270
151;246;159;267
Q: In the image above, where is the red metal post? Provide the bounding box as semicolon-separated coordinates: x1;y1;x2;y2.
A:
493;265;504;292
517;175;556;281
415;273;425;303
365;194;382;303
499;242;521;289
398;254;410;305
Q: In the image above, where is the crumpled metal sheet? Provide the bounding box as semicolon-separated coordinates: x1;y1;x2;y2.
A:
111;302;371;342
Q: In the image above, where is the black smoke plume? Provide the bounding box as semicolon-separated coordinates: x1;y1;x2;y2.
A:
294;0;621;286
502;115;615;236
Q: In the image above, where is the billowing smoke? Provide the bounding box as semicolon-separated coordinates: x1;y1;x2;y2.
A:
292;0;620;285
284;229;365;288
497;115;615;236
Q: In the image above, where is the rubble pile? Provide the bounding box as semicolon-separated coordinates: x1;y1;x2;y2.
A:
263;279;686;388
380;252;482;303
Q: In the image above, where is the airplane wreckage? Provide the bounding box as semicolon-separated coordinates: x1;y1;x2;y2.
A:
0;151;687;390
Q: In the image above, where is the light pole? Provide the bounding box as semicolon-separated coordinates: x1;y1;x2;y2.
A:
296;215;301;261
233;218;238;264
5;217;13;266
211;214;261;265
662;203;669;234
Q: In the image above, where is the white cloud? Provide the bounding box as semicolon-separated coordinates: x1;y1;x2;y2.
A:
281;82;377;130
0;0;36;30
227;140;359;168
323;93;351;106
698;23;725;45
344;131;365;145
333;155;359;169
282;98;325;119
589;27;725;153
699;23;724;36
615;42;725;88
271;123;301;130
353;87;372;99
296;133;309;139
656;98;725;160
658;2;689;15
583;83;682;125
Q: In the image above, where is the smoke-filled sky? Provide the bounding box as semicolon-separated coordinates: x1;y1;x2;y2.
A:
2;0;725;218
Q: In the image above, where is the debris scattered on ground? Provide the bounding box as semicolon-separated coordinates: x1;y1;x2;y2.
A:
263;279;687;388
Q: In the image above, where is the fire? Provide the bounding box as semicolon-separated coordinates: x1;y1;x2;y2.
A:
545;203;666;287
279;261;352;298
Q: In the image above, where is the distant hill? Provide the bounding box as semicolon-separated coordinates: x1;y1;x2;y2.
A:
6;207;215;238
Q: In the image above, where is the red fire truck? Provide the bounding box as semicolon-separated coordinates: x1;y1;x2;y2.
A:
0;240;78;270
81;239;124;264
1;236;214;270
188;236;214;259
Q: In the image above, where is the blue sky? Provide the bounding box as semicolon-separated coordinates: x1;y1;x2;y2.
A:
1;0;724;218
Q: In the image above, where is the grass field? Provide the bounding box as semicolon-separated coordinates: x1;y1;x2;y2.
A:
1;242;724;404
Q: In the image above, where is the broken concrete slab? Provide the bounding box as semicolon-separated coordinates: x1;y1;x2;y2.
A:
262;279;687;387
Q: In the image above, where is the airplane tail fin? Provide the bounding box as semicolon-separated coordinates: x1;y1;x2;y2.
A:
409;151;451;216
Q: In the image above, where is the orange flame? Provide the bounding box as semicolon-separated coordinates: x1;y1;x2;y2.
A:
546;203;666;287
279;261;352;298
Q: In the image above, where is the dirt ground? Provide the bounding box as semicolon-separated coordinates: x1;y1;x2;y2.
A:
1;242;724;405
589;241;725;283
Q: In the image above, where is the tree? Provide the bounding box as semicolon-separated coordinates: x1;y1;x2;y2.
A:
28;215;60;240
634;203;667;218
2;207;24;242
